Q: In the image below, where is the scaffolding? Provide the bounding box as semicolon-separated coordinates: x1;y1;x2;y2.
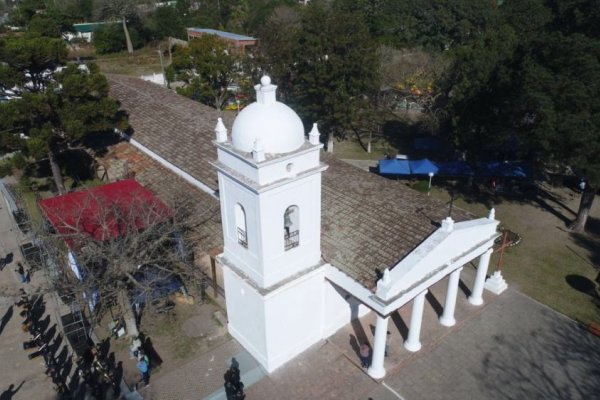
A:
58;298;90;355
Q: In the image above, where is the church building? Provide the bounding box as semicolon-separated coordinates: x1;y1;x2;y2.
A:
211;76;503;378
107;74;506;379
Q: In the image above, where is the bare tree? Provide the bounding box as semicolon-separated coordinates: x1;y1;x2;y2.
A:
34;180;219;335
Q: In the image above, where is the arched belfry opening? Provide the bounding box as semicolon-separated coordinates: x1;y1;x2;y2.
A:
235;203;248;248
284;205;299;250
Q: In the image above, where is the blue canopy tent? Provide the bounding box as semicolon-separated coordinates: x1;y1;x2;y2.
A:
379;159;411;175
131;265;183;305
409;159;439;175
436;161;474;177
477;161;531;178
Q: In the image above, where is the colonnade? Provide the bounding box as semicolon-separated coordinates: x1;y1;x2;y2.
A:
367;248;493;379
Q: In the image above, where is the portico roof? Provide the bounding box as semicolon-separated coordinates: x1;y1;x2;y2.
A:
107;75;475;290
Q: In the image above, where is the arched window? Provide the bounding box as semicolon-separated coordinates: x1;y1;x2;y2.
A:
235;203;248;248
284;205;299;250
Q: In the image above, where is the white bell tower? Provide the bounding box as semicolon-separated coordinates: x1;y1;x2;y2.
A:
213;76;328;373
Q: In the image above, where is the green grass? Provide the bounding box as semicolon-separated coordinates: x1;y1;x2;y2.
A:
20;189;44;227
502;237;599;324
333;138;397;160
93;44;165;76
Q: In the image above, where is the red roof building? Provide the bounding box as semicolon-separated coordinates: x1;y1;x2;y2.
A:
38;179;172;246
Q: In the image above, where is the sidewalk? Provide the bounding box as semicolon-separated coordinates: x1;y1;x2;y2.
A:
0;180;56;400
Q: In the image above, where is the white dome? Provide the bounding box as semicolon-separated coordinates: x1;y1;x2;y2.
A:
232;76;305;154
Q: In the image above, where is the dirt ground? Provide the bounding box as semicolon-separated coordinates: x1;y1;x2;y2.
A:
94;297;229;391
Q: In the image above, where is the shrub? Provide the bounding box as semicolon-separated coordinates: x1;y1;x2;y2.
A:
0;161;13;177
93;24;126;54
12;152;27;170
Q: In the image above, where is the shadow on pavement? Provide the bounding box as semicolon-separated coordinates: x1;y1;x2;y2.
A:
477;311;600;399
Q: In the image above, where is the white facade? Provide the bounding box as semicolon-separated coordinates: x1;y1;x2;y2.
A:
215;76;330;372
214;76;504;375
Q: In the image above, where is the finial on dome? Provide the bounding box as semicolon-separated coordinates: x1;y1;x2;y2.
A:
309;123;321;145
260;76;271;86
488;208;496;220
252;138;265;162
255;75;277;105
215;117;227;142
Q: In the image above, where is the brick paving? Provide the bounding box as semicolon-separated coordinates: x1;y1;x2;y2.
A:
245;341;378;400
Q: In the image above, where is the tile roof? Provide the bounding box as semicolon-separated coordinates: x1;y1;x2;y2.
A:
107;75;474;290
320;154;471;289
107;74;234;192
99;142;224;253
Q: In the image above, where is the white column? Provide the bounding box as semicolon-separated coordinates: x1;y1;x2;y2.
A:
368;314;389;379
440;267;463;327
404;289;428;352
469;248;493;306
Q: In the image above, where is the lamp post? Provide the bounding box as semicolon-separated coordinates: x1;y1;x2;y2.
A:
428;172;434;196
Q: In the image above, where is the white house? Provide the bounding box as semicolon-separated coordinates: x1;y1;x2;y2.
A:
107;74;506;379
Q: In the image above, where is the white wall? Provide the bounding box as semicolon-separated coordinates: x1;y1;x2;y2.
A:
223;266;268;365
219;171;322;288
224;263;326;373
322;279;371;338
263;267;325;372
216;146;321;186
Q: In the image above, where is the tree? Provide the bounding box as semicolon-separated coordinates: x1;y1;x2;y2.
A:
515;33;600;231
345;0;499;50
226;0;250;33
96;0;137;55
445;22;600;231
145;4;186;41
35;180;215;333
258;0;379;149
0;37;127;194
168;34;242;110
0;35;68;94
93;22;144;54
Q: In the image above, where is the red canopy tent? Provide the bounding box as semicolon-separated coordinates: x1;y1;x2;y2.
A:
38;179;172;247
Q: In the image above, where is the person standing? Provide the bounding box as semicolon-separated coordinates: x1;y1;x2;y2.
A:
137;356;150;387
359;342;370;368
16;264;26;283
579;178;586;193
